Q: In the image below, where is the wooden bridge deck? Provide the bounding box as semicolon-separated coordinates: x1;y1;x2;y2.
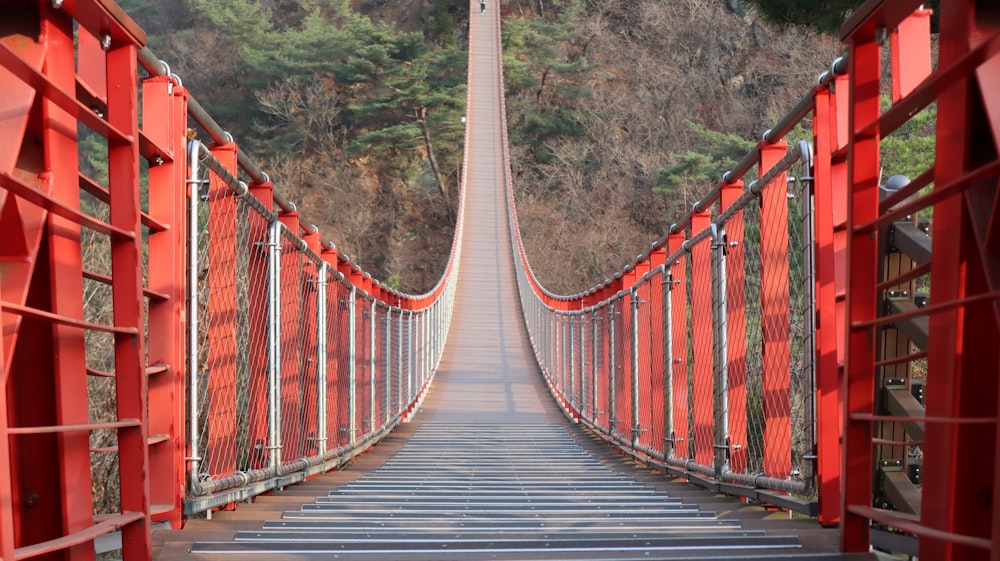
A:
150;4;871;560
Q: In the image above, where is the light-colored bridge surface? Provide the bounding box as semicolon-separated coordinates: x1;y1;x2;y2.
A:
150;7;864;561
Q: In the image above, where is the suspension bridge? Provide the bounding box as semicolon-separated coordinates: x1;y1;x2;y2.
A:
0;0;998;560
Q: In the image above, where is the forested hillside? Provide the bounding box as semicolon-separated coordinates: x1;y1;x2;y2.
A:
124;0;841;294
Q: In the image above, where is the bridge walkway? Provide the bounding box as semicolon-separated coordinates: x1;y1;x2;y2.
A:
150;4;868;560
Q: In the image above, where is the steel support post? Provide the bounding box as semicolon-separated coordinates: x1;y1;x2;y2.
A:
267;219;283;471
385;309;392;423
348;286;358;446
608;301;617;435
631;290;641;446
398;308;404;411
248;181;275;469
591;314;599;420
277;214;302;461
369;300;377;433
407;310;414;403
663;266;675;459
667;232;688;459
570;315;576;406
317;264;328;456
187;141;203;490
711;225;729;477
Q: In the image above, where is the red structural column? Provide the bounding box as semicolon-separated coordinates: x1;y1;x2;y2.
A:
921;2;999;559
812;84;842;527
841;26;881;553
689;210;713;468
758;140;792;479
278;211;303;462
143;74;189;528
667;231;690;460
42;9;94;558
617;268;637;440
246;181;273;469
206;141;240;477
107;39;153;560
721;181;748;474
321;247;341;449
644;251;665;452
302;232;323;456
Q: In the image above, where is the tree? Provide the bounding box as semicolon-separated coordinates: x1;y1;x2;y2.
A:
741;0;939;34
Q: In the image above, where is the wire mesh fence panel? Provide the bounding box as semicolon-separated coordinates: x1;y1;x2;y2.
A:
637;272;664;454
786;181;815;490
595;305;611;431
355;298;372;439
741;200;768;477
667;249;690;463
689;231;715;472
613;297;633;442
277;226;308;465
196;182;274;479
327;279;353;449
724;205;751;475
580;311;593;419
373;304;390;430
759;171;794;481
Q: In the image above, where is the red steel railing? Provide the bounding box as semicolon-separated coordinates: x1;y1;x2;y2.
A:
506;1;1000;558
2;0;1000;560
0;0;464;558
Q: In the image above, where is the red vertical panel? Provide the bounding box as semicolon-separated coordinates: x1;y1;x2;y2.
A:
721;182;748;474
206;142;240;476
690;211;713;467
617;270;636;440
143;74;188;527
758;140;792;479
302;233;322;456
106;41;152;559
278;212;303;461
246;181;273;469
668;232;689;460
646;248;666;453
841;30;881;553
812;86;842;527
890;9;932;101
42;10;94;559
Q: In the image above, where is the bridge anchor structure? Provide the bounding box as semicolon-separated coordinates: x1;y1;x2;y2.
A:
0;0;999;560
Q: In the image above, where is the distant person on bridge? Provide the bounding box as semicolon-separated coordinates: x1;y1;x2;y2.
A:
480;0;486;14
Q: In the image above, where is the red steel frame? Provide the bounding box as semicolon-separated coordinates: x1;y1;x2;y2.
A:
839;0;1000;557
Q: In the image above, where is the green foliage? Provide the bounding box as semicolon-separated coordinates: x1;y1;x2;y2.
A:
881;98;936;185
426;0;462;46
654;123;754;195
741;0;864;34
502;0;592;158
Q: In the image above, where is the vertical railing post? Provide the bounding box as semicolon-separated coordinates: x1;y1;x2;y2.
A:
631;288;641;446
277;212;302;462
662;262;674;459
758;139;792;479
348;286;358;446
710;224;728;477
385;308;392;424
667;231;689;460
317;263;328;456
591;312;599;421
267;219;283;471
608;299;617;436
398;308;404;412
246;181;274;470
369;300;377;433
407;309;414;404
